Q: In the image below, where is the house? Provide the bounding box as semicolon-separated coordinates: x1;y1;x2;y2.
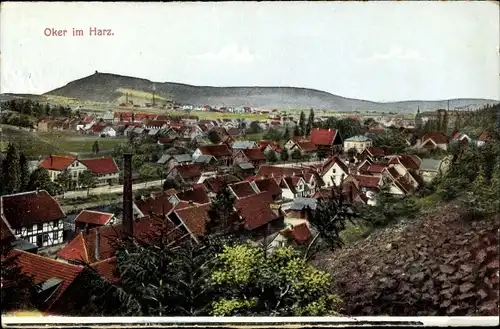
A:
417;131;450;151
319;156;350;187
74;210;116;232
233;148;267;167
167;203;211;243
289;141;318;160
234;192;285;241
228;181;260;199
193;144;233;166
1;211;38;253
285;198;317;221
279;175;310;199
255;165;323;191
310;128;343;156
343;135;373;153
343;174;382;198
476;131;491;147
450;129;472;144
279;223;312;247
1;190;66;248
161;154;193;171
37;119;51;132
358;162;388;178
5;250;85;312
419;157;451;183
253;177;283;201
168;164;202;186
360;147;386;162
387;154;422;188
193;154;218;171
89;124;116;137
79;157;120;186
56;215;189;266
169;186;210;206
227;127;243;138
231;140;257;151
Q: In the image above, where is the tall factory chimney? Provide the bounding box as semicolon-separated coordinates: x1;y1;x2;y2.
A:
122;153;134;237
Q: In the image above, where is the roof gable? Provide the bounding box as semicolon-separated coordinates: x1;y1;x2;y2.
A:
79;157;119;175
235;192;281;231
39;155;76;171
1;191;66;229
311;128;338;146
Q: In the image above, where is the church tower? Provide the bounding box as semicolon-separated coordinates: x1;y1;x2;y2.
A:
415;106;423;130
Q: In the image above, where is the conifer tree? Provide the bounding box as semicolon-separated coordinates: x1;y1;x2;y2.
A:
306;108;315;136
280;149;289;162
293;124;301;137
19;153;30;191
298;111;306;136
207;184;240;235
2;143;21;194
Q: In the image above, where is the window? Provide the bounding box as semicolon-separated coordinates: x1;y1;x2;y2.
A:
53;231;59;240
27;226;33;234
37;223;43;231
42;233;49;243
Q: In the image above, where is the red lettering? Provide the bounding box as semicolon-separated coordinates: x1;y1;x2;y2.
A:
44;28;68;36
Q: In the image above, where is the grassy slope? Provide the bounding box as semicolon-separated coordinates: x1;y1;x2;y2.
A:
1;125;125;157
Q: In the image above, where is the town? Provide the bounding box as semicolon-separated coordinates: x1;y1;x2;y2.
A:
1;0;499;321
1;96;499;317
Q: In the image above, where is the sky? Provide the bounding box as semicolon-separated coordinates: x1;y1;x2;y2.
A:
1;1;499;102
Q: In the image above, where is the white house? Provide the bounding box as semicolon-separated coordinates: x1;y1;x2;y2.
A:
343;135;373;153
1;190;66;248
320;156;350;187
279;176;309;199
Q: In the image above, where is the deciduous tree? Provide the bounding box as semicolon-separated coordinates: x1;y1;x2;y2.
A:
78;170;98;197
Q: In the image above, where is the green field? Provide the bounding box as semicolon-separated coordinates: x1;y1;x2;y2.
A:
1;125;125;157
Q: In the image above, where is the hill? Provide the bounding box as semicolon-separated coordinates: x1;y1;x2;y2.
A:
5;72;498;113
316;202;499;316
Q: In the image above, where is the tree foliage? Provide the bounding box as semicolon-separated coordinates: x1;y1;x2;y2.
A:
1;143;21;194
78;170;98;197
298;111;306;136
27;167;58;195
266;150;279;163
210;244;343;316
207;184;240;236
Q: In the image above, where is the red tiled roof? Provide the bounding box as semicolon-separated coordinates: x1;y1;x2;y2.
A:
56;232;89;263
254;178;282;198
365;164;387;174
311;128;338;146
241;148;266;161
9;250;83;311
172;203;211;239
422;131;450;145
203;175;240;193
235;192;280;230
1;191;66;229
79;157;118;175
386;166;401;180
173;164;202;180
57;216;186;264
296;141;317;152
256;165;312;181
39;155;76;171
365;147;385;157
353;175;381;188
286;223;311;244
90;257;120;284
135;193;174;216
197;144;232;157
389;155;420;170
175;186;210;204
74;210;114;226
229;182;259;198
477;131;490;142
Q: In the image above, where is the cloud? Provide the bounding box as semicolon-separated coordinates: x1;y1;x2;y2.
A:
368;46;423;61
191;44;260;63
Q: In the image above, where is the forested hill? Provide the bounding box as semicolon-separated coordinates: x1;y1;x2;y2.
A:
42;72;498;112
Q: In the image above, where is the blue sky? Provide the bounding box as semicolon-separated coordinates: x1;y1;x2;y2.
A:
1;1;499;102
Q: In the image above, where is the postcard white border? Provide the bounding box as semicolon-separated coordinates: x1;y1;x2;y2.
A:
1;316;499;327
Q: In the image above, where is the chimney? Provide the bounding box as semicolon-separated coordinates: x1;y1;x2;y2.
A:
122;153;133;237
95;229;100;261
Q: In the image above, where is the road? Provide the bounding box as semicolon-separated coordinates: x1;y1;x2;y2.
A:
57;179;164;198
